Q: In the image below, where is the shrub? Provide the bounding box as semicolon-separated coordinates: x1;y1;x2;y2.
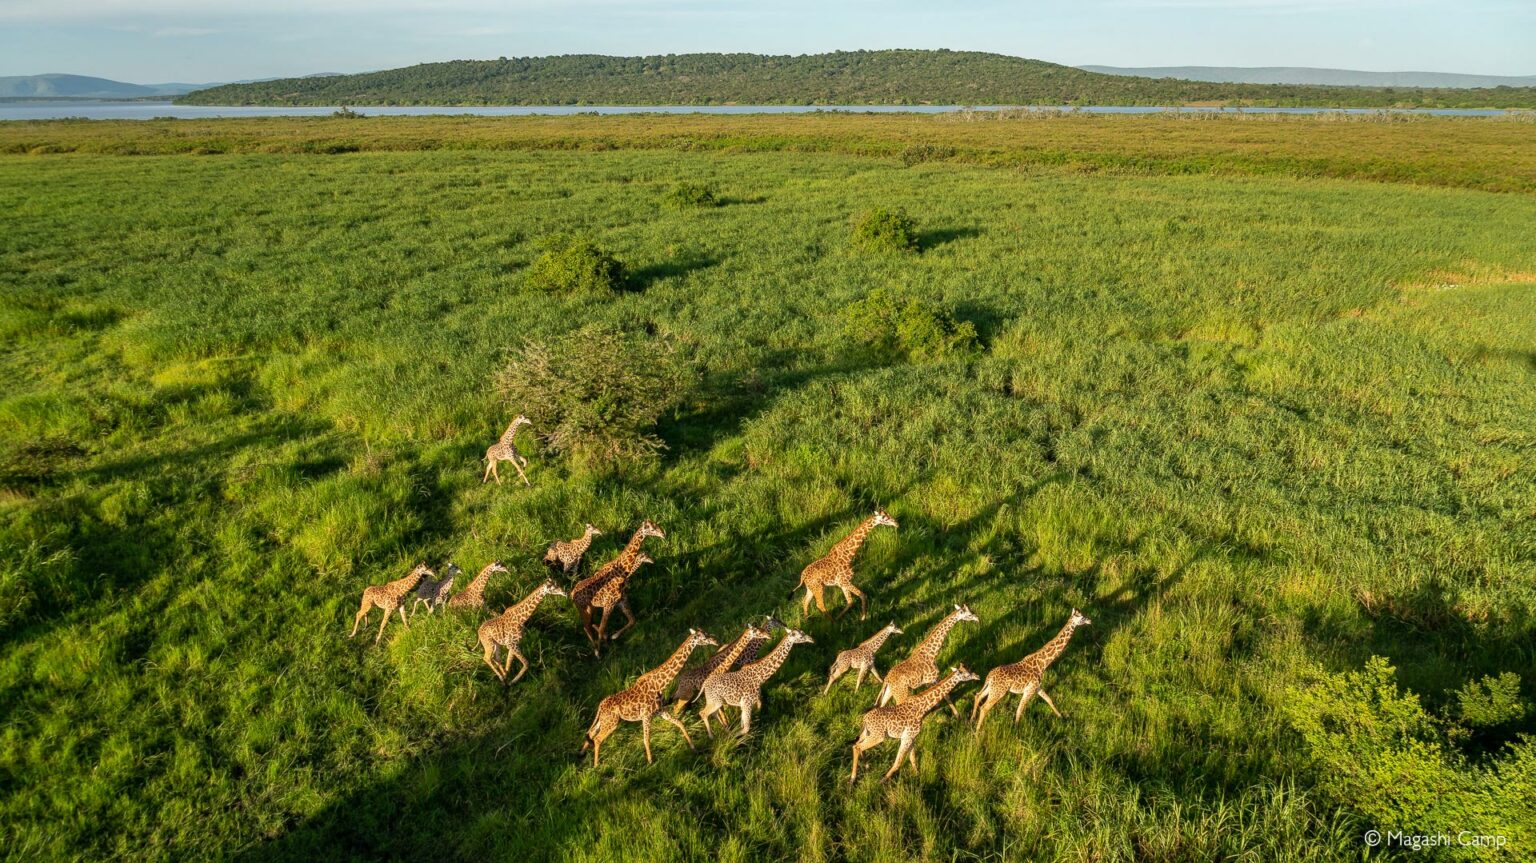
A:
1456;673;1527;729
850;207;919;254
661;182;719;209
843;287;977;362
494;326;692;463
900;143;956;167
524;235;626;295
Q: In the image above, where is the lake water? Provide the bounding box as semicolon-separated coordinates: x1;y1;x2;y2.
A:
0;102;1513;121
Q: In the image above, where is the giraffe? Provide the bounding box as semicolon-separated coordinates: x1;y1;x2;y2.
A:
972;609;1092;730
670;620;771;716
790;509;898;620
476;578;568;685
446;561;509;613
410;562;459;617
544;523;602;575
349;563;433;644
589;552;654;652
482;414;532;486
580;628;719;767
732;615;787;667
571;519;664;643
877;604;979;710
850;665;980;783
824;621;904;694
698;629;815;738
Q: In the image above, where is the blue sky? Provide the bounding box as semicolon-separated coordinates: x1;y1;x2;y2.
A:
1;1;1532;83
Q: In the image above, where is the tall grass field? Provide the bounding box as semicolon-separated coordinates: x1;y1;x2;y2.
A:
1;112;1534;861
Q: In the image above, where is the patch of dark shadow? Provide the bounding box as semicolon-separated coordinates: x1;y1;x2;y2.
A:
0;437;87;492
625;255;720;292
916;226;981;251
951;300;1004;345
715;194;768;206
1470;346;1536;373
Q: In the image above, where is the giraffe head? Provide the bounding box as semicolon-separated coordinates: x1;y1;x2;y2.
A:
511;414;532;429
759;614;787;632
410;562;435;578
443;562;463;580
487;560;510;575
951;603;979;623
539;578;567;598
883;621;904;636
637;519;665;540
741;622;769;642
781;628;815;646
584;523;602;537
630;552;654;571
1069;608;1092;628
872;509;899;529
687;627;720;649
949;664;980;685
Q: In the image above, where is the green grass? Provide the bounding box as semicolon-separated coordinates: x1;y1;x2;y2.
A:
1;115;1534;862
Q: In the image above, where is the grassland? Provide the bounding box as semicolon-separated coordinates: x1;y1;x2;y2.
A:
1;113;1534;862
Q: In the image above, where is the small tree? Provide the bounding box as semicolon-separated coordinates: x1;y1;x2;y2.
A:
843;287;977;362
661;182;720;209
495;326;692;464
524;235;626;295
850;207;919;254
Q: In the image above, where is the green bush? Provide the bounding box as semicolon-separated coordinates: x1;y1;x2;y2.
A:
900;143;956;167
1456;673;1528;729
850;207;919;254
494;326;692;463
843;286;978;362
524;235;626;295
661;182;719;209
1285;657;1536;855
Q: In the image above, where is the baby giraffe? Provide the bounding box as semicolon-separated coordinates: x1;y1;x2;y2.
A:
349;563;433;644
482;414;533;486
698;628;815;738
590;552;654;650
824;621;904;694
791;509;898;620
410;562;459;617
581;628;719;768
670;620;770;716
477;579;568;685
878;604;979;710
851;665;979;783
544;523;602;575
446;561;509;614
972;608;1092;730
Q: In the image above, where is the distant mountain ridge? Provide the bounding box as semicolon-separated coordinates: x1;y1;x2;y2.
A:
1079;66;1536;89
176;51;1536;109
1;72;344;100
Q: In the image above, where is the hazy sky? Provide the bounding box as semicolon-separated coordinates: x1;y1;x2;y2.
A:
1;0;1532;83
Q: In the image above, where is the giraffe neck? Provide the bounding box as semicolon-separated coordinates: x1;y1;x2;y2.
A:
503;586;549;629
831;517;877;563
386;570;426;600
500;422;522;444
860;627;897;653
916;612;962;660
461;565;495;602
707;629;756;672
1032;619;1081;668
616;529;649;569
907;669;967;715
741;637;798;684
572;532;595;555
638;636;703;693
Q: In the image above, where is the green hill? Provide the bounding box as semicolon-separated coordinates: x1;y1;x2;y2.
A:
176;50;1536;108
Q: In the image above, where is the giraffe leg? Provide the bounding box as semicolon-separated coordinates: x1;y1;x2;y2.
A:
375;606;391;644
1037;688;1062;718
814;584;828;614
944;695;960;717
824;659;848;694
641;716;655;764
884;735;914;781
970;682;989;723
868;664;883;683
976;691;1001;730
587;715;618;768
481;639;506;682
1015;685;1038;724
398;606;410;630
850;730;880;783
698;693;722;739
800;585;813;618
349;603;370;638
738;704;752;737
579;606;597;645
490;461;502;485
658;709;695;752
482;460;494;483
506;647;529;685
592;607;613;654
511;457;530;487
907;744;918;773
607;601;637;641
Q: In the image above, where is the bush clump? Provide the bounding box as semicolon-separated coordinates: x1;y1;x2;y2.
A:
850;207;919;254
494;326;692;463
900;143;956;167
661;182;719;209
842;287;978;362
524;235;626;295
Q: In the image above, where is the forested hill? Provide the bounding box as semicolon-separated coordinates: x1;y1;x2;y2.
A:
177;50;1536;108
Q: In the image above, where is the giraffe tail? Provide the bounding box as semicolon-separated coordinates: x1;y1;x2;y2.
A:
787;577;803;600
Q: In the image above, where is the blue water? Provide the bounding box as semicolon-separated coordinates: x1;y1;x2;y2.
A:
0;101;1512;121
